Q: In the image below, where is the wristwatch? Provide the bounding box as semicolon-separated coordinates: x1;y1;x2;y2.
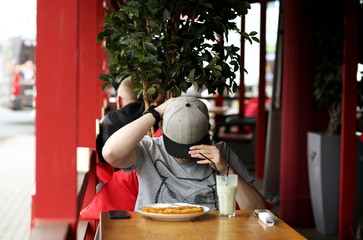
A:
143;106;161;125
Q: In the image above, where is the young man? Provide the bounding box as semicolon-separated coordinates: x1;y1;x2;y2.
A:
96;77;144;167
103;97;266;210
97;76;161;165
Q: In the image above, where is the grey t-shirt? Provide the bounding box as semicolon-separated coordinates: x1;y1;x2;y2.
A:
125;135;254;211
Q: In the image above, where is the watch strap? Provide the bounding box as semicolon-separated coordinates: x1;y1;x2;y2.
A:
143;106;161;125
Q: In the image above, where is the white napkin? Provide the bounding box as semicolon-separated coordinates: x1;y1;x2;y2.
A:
255;211;275;226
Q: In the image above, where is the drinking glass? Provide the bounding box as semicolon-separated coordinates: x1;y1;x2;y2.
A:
216;174;238;217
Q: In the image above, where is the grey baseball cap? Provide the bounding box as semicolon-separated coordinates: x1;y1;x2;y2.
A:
162;97;211;159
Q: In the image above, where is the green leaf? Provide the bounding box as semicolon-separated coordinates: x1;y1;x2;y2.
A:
252;37;260;43
188;69;196;79
148;20;159;28
249;31;258;36
131;32;145;38
149;0;160;8
119;37;136;44
191;80;199;89
163;9;171;21
146;87;156;95
173;85;181;97
180;81;189;92
102;82;109;90
137;54;145;62
213;65;222;71
132;87;140;93
153;67;162;74
98;73;110;82
241;32;249;39
96;32;104;42
115;75;123;84
243;1;251;9
198;54;208;61
206;57;218;67
211;68;222;77
145;42;158;52
114;56;119;65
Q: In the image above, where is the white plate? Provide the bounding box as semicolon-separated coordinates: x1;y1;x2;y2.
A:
136;203;210;221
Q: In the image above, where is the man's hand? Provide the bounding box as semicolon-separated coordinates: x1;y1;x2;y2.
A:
190;144;266;210
189;145;231;174
155;97;178;117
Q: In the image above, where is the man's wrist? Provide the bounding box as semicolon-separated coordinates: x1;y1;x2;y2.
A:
143;106;161;125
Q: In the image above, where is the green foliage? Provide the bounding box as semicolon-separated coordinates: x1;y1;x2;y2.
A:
97;0;258;102
311;2;345;135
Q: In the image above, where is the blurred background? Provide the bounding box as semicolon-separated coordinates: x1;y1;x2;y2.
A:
0;0;36;110
0;1;36;239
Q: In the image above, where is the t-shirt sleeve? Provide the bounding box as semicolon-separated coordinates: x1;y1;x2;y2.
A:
216;141;254;183
128;135;154;172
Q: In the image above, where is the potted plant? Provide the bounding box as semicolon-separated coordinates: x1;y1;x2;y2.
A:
97;0;258;112
306;1;345;235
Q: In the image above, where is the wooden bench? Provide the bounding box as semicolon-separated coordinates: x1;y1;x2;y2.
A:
76;147;97;240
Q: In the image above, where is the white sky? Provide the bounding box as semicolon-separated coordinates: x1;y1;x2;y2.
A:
0;0;37;41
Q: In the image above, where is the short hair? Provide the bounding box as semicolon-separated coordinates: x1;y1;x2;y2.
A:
117;76;138;102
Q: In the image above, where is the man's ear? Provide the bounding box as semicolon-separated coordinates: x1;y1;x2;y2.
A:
117;96;123;109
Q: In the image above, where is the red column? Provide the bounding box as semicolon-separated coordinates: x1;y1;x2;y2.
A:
279;0;326;227
239;14;246;119
96;2;109;118
255;0;267;179
34;0;106;237
78;0;103;238
78;0;99;147
34;0;79;236
339;0;358;239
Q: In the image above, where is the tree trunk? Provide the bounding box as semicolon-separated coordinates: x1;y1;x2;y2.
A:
143;81;154;136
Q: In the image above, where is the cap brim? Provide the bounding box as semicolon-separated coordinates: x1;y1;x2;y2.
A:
163;133;211;159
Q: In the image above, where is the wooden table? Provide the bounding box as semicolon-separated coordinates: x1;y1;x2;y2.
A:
100;210;307;240
208;106;230;115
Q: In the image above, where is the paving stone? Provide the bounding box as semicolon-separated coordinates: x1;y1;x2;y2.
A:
0;135;35;240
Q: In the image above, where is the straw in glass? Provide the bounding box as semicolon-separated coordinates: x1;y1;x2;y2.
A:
199;153;220;175
226;150;230;176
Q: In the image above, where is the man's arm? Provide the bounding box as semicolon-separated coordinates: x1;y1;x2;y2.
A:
102;113;155;168
189;145;266;210
229;168;266;210
102;98;176;168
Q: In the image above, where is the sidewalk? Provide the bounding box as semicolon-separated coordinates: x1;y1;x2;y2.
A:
0;135;35;240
